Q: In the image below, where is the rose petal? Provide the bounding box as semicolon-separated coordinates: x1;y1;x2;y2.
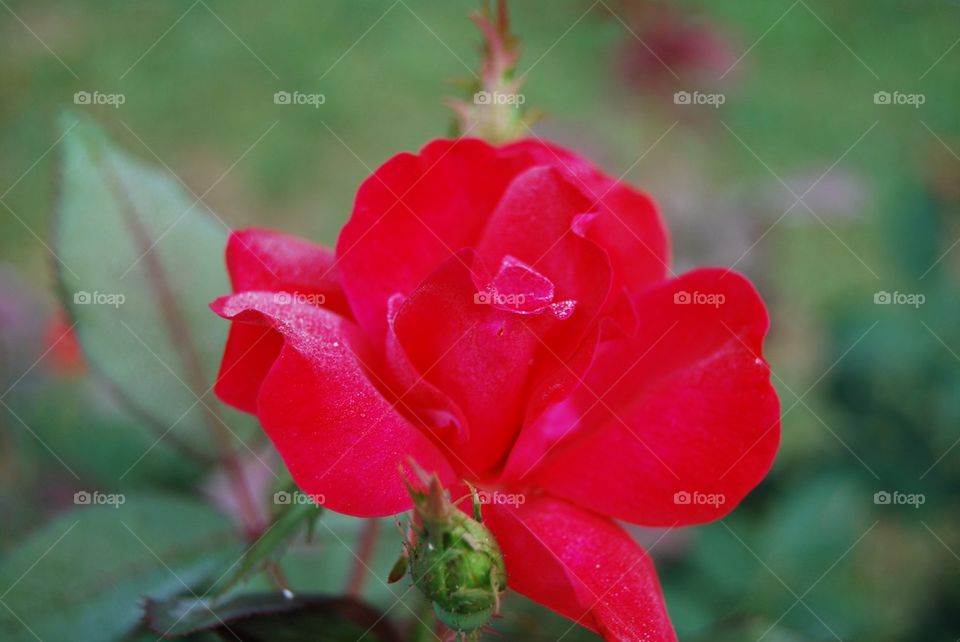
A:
476;165;612;342
335;138;648;343
498;138;599;182
484;497;677;641
391;252;545;478
384;293;470;444
475;166;615;429
215;317;284;414
226;228;350;316
336;139;525;341
211;292;455;516
582;183;671;295
525;269;780;526
500;320;615;481
501;139;671;292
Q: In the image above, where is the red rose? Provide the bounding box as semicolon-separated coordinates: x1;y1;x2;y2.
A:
212;138;780;641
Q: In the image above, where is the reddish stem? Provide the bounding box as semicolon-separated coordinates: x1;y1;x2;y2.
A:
346;518;381;596
107;159;264;540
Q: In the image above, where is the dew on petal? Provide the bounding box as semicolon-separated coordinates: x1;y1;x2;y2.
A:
549;299;577;320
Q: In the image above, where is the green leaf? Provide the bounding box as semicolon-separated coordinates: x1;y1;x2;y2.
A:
53;112;257;457
0;494;240;642
13;379;205;488
143;592;401;641
122;631;221;642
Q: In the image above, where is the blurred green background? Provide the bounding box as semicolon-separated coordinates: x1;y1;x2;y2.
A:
2;0;960;640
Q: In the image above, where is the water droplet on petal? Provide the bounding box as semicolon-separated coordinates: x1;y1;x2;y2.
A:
549;299;577;320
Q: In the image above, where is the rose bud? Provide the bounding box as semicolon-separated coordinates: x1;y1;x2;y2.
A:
399;471;506;636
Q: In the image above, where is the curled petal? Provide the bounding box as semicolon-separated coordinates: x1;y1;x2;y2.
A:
580;183;670;295
501;139;671;291
226;228;350;316
211;292;455;516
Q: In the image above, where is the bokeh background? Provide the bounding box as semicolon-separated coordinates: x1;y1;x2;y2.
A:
2;1;960;640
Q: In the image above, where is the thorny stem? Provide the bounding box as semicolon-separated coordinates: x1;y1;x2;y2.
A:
448;0;538;143
215;437;264;540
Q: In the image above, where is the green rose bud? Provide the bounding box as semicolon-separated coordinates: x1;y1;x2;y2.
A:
393;471;506;638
